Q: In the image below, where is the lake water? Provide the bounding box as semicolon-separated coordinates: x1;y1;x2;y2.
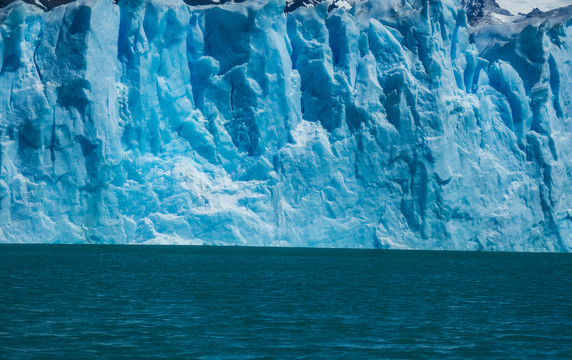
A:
0;245;571;359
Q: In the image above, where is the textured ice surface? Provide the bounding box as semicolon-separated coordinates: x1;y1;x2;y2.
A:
1;0;572;251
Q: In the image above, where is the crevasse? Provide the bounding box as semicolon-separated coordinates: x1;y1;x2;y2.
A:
0;0;571;251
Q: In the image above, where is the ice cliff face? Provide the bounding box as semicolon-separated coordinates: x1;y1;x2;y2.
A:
1;0;572;251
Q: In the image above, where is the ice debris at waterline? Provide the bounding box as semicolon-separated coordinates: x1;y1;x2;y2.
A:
1;0;572;251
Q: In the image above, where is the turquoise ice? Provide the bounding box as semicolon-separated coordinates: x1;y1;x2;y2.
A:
0;0;571;250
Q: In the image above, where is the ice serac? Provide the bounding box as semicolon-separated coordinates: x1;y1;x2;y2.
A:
1;0;572;251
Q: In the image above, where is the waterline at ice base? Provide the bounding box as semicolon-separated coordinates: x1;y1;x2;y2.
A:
1;0;572;251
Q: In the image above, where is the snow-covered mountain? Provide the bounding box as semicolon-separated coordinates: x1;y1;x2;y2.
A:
463;0;572;26
497;0;572;14
1;0;572;250
462;0;512;26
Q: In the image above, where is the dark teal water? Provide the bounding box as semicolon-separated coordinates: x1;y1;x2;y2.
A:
0;245;571;359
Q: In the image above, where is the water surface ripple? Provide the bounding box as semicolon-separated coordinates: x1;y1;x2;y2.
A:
0;245;571;359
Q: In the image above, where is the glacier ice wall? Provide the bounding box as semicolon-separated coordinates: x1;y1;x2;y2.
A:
1;0;572;250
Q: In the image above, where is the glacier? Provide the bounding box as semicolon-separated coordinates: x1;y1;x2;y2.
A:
1;0;572;251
